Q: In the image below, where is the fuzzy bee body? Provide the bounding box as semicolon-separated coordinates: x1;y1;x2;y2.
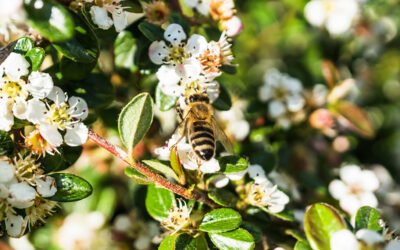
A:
176;86;232;161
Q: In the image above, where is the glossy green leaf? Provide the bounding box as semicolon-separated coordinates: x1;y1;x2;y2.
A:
13;37;34;54
142;160;179;182
114;31;137;70
122;0;143;13
355;206;382;232
24;0;74;42
156;84;178;111
159;234;208;250
118;93;154;154
145;184;175;221
209;228;255;250
170;147;185;184
199;208;242;233
139;21;164;41
208;188;238;207
221;65;237;74
124;167;152;185
294;241;312;250
48;173;93;202
0;131;14;156
213;83;232;111
26;47;46;71
218;155;248;174
304;203;346;250
40;146;82;173
53;14;99;63
60;57;96;81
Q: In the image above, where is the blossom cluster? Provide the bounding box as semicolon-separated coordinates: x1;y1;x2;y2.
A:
184;0;242;36
0;154;58;237
0;52;89;152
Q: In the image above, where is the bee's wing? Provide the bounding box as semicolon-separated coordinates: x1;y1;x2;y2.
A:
211;116;233;154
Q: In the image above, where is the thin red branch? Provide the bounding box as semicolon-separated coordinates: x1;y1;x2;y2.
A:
88;130;219;208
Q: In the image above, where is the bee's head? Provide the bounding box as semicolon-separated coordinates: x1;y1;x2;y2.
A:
184;82;209;103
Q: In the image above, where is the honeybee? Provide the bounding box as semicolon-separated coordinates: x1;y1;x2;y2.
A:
174;83;232;161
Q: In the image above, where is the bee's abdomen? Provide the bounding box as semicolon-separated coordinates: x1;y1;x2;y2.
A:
190;121;215;161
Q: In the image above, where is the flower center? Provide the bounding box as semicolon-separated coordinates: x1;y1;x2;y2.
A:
248;184;268;206
161;200;191;232
200;45;222;74
169;45;189;65
274;86;288;100
0;78;26;102
25;130;56;156
46;103;71;130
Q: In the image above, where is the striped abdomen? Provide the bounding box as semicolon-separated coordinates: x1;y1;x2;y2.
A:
189;120;215;161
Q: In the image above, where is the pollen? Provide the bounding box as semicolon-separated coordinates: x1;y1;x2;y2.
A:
46;102;71;130
0;77;27;102
24;129;57;156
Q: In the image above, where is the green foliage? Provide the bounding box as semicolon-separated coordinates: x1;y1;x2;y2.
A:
156;85;178;111
40;146;83;173
118;93;154;154
124;166;152;185
142;160;180;182
209;228;255;250
294;241;313;250
26;47;46;71
304;203;346;250
208;188;238;207
114;31;137;71
13;37;34;54
218;155;249;175
0;131;14;156
355;206;382;232
212;83;232;111
159;234;208;250
24;0;74;42
139;21;165;41
48;173;93;202
145;184;175;221
199;208;242;233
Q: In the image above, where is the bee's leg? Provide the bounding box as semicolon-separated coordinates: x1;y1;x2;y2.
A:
170;119;189;152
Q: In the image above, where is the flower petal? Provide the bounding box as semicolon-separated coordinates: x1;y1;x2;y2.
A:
47;86;66;105
90;6;113;30
0;160;15;183
186;34;208;56
1;52;30;81
330;230;359;250
12;99;28;120
112;9;127;32
248;164;268;183
287;94;305;112
64;123;88;146
268;100;286;118
164;23;187;46
68;96;89;120
148;40;169;65
199;158;220;173
26;98;47;124
8;182;36;209
39;123;63;147
26;72;54;98
5;214;27;237
35;176;57;197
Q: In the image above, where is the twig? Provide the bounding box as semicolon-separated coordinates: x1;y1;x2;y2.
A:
88;130;219;208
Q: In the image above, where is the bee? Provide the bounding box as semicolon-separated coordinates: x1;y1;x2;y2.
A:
174;83;232;161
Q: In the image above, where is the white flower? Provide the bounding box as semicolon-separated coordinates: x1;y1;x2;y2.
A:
329;229;398;250
26;71;54;99
89;0;127;32
161;199;191;233
149;24;207;79
35;176;57;198
5;213;27;237
248;164;268;183
27;86;89;147
304;0;359;36
185;0;211;16
0;0;25;41
8;182;36;209
330;229;360;250
220;16;243;37
0;52;30;81
217;100;249;141
246;181;290;213
329;164;379;215
9;236;35;250
0;160;15;183
259;69;305;128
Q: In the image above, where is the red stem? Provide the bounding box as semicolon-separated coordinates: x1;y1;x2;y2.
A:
88;130;219;208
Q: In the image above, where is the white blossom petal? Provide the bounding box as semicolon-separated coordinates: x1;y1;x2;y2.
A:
286;94;305;112
35;176;57;197
47;86;66;105
26;72;54;98
269;100;286;118
304;0;326;27
328;180;348;200
186;34;208;56
386;240;400;250
176;58;202;79
248;164;268;183
112;9;127;32
212;175;230;188
0;160;15;183
330;230;360;250
0;110;14;131
148;40;169;65
5;214;27;237
64;123;88;146
355;229;383;246
200;158;220;173
39;123;63;147
164;24;187;46
12;99;28;120
258;84;272;102
68;96;89;120
226;169;248;181
221;16;243;37
1;52;30;81
26;98;47;124
90;6;113;30
8;182;36;209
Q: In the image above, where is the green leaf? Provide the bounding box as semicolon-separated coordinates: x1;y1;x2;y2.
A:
294;241;312;250
24;0;74;42
122;0;143;13
259;206;295;222
142;160;179;182
156;84;178;111
139;21;165;41
0;131;14;156
209;228;255;250
124;167;152;185
304;203;346;250
114;31;137;70
355;206;382;232
213;83;232;111
48;173;93;202
13;37;34;54
145;184;175;221
170;147;185;184
199;208;242;233
40;146;82;173
60;57;97;81
26;47;45;71
218;155;248;174
241;222;262;243
159;234;208;250
118;93;154;154
208;188;238;207
221;65;237;75
53;14;99;63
